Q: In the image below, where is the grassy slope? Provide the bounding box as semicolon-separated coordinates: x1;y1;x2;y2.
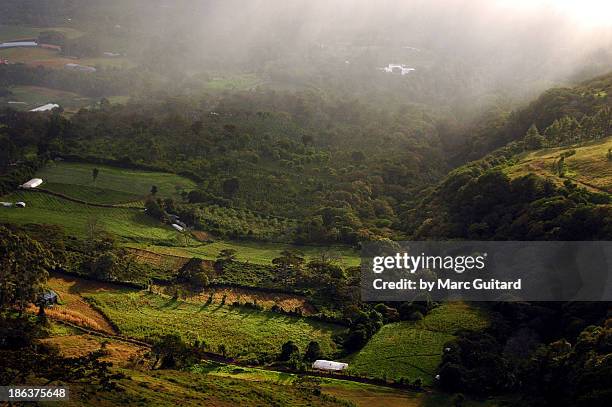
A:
0;191;178;242
127;240;360;267
37;161;196;202
85;289;343;360
346;303;489;385
0;85;93;111
42;324;507;407
0;25;84;41
504;136;612;193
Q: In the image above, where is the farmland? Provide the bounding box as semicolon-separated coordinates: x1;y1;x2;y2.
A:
83;288;343;360
0;190;178;242
127;240;360;267
504;136;612;193
346;303;489;385
0;25;84;41
37;161;196;203
0;85;92;111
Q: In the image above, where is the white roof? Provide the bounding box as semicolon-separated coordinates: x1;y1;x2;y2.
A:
30;104;59;112
312;360;348;371
0;41;38;49
21;178;43;188
171;223;184;232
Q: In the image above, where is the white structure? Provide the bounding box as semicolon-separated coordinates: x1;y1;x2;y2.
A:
15;202;26;208
1;202;13;207
21;178;43;189
65;63;97;73
30;104;59;112
171;223;185;232
0;41;38;49
312;360;348;372
381;64;416;75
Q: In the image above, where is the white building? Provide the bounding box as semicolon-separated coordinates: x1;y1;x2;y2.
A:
0;41;38;49
171;223;185;232
30;104;60;112
312;360;348;372
65;63;97;73
381;64;416;75
21;178;43;189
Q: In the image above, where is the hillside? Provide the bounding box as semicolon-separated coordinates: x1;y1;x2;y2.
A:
504;136;612;193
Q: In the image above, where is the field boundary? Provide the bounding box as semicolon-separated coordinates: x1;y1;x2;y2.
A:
46;316;423;391
28;187;143;209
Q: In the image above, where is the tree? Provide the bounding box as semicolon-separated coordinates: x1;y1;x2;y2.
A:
280;340;299;361
150;334;189;369
92;167;99;185
303;341;322;362
524;124;544;150
222;177;240;197
144;198;164;220
0;227;51;312
150;185;158;196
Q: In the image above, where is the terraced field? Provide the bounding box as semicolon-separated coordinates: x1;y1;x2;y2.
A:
126;240;361;267
84;288;343;361
346;303;489;385
504;137;612;193
0;191;178;242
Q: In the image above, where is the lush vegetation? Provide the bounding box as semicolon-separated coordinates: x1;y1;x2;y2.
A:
347;303;489;385
0;190;178;241
85;289;343;362
37;161;196;203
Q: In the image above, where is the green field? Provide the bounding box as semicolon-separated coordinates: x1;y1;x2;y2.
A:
37;161;196;204
0;191;178;242
85;289;343;360
203;73;264;91
346;303;489;385
0;85;93;111
0;25;84;41
505;136;612;193
127;240;360;267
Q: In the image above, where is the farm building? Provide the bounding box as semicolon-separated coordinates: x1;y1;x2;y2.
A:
171;223;185;232
65;63;97;73
1;202;13;207
381;64;416;75
38;290;59;306
15;202;26;208
312;360;348;371
30;104;60;112
21;178;43;189
0;41;38;49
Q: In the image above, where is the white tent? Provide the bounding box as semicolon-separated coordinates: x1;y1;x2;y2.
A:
30;104;59;112
21;178;43;188
171;223;184;232
312;360;348;371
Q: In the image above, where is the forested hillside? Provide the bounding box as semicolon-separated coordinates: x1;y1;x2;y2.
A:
405;72;612;240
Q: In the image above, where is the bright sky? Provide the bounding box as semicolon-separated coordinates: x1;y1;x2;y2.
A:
497;0;612;27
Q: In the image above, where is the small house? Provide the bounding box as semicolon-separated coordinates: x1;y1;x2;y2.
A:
312;360;348;372
15;202;26;208
1;202;13;207
21;178;43;188
38;290;59;306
